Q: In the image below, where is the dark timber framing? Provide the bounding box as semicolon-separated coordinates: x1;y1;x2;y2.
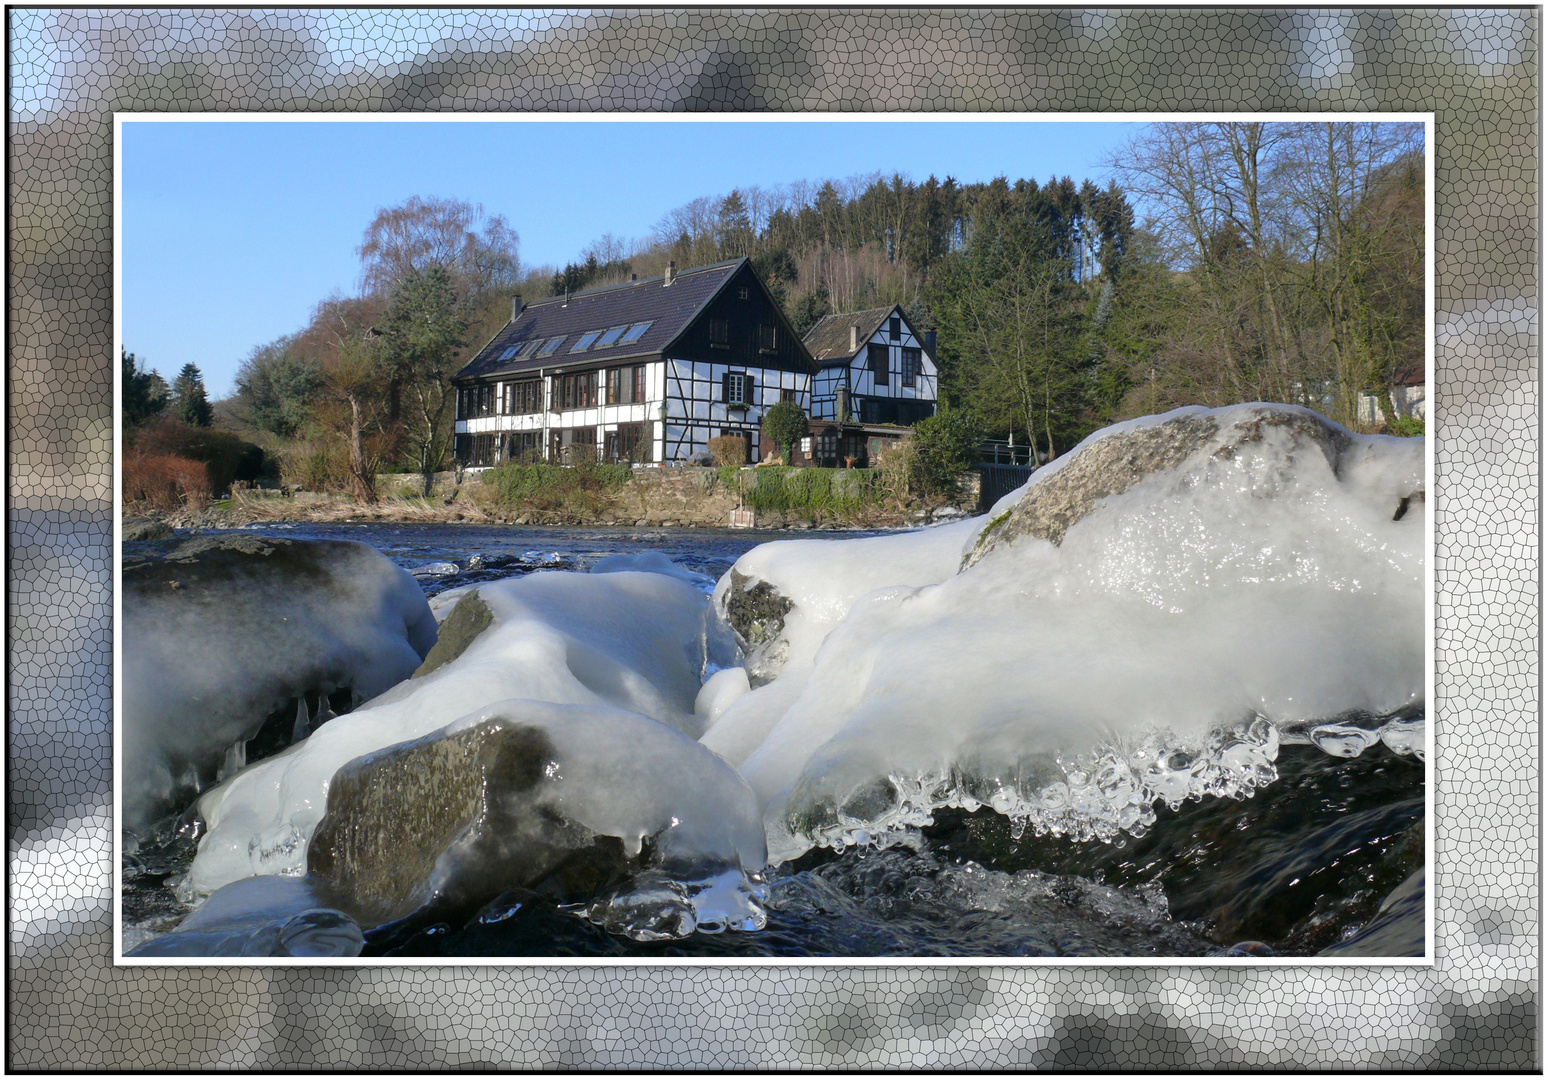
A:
451;257;817;467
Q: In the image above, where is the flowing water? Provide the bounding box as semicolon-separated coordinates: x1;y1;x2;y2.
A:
123;522;1424;959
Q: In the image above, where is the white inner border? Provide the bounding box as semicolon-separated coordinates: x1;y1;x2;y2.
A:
113;111;1436;968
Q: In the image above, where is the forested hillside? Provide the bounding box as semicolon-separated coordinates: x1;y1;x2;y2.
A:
128;120;1424;499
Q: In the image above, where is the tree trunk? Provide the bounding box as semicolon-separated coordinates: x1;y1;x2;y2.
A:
348;394;377;505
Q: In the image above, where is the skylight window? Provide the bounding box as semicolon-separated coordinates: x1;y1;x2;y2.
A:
620;321;652;344
570;331;602;352
498;345;519;361
595;326;627;347
537;336;564;357
515;339;541;358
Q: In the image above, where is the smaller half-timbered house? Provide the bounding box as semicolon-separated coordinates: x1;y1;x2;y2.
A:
798;305;940;466
451;258;817;468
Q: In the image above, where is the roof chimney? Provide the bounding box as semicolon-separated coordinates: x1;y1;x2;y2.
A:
511;294;524;322
850;324;860;351
664;261;676;287
629;272;638;282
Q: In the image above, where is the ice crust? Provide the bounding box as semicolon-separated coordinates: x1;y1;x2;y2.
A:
121;537;437;834
704;405;1425;863
187;571;743;904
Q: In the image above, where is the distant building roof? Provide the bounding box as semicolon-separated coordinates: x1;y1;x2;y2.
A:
454;259;747;382
1394;361;1425;387
802;306;896;365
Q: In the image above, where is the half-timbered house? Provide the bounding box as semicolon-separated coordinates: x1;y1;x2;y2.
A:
451;258;817;468
798;305;940;466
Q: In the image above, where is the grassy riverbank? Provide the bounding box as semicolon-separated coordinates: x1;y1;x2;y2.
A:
127;464;975;533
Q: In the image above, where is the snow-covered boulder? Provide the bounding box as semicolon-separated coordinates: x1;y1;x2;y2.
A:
121;536;436;835
186;570;739;900
307;702;768;939
706;404;1426;863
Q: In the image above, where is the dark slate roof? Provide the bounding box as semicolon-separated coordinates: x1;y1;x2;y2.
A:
1394;360;1425;387
454;259;746;382
803;306;895;365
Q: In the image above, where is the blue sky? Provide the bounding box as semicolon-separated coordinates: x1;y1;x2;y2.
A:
120;119;1140;398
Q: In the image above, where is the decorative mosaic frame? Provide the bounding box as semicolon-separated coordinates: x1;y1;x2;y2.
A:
9;8;1537;1070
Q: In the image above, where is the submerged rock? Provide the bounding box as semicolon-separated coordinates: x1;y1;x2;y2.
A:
306;702;769;940
1320;869;1425;958
121;536;437;835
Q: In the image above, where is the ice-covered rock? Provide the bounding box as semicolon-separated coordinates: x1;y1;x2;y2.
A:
307;702;767;939
125;875;362;958
121;536;437;835
705;404;1425;863
187;570;739;899
704;517;983;758
591;550;715;590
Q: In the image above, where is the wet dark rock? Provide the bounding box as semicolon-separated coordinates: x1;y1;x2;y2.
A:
1320;869;1425;957
722;569;793;649
923;743;1425;956
720;569;794;684
413;591;494;676
307;716;642;930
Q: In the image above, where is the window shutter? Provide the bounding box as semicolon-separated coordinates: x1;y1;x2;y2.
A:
722;371;732;403
745;375;756;407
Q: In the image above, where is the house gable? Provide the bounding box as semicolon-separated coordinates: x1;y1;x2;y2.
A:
660;260;817;376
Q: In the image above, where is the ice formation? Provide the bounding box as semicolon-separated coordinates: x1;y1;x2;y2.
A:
187;570;740;902
592;550;716;590
121;536;437;834
126;875;363;958
703;405;1425;863
150;403;1424;951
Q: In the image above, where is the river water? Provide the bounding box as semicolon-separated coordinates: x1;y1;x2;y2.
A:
127;522;1424;959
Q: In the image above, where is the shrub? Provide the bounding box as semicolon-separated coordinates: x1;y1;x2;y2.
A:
707;435;748;468
123;449;211;511
132;417;274;495
481;462;632;515
278;442;349;492
911;409;981;494
745;466;877;514
1387;415;1425;437
762;400;808;464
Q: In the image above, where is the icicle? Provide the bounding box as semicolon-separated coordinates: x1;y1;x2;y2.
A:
291;696;311;745
220;739;246;781
313;693;337;727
